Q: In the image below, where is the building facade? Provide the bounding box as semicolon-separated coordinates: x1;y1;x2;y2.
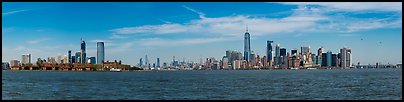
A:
97;42;105;64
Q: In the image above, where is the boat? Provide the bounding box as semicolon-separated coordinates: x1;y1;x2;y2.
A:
290;68;299;70
110;68;122;72
307;68;317;70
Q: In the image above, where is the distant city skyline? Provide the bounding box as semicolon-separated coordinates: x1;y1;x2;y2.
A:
2;2;402;66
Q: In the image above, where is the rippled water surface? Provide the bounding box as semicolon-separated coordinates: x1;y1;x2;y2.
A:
2;69;402;100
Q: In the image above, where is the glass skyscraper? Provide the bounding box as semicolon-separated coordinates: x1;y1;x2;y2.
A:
97;42;105;64
244;26;251;62
266;40;273;64
81;38;86;64
68;50;72;63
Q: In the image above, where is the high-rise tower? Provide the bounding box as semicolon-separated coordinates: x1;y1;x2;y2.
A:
80;38;86;64
244;25;251;62
97;42;105;64
266;40;273;66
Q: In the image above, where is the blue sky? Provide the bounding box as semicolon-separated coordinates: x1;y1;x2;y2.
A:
2;2;402;66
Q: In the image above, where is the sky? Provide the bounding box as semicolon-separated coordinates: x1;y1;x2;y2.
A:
2;2;402;66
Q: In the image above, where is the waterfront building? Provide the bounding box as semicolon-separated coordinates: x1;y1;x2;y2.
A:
233;60;242;69
280;48;286;57
262;56;268;67
317;47;325;58
71;56;76;63
64;55;68;64
332;54;337;67
2;62;10;69
10;60;20;67
226;50;232;65
256;55;261;67
249;52;256;67
163;62;167;68
88;57;96;64
327;51;332;67
57;55;62;64
287;52;292;68
68;50;72;63
317;47;324;65
97;42;105;64
321;53;327;66
139;58;143;67
274;44;280;65
81;38;86;64
266;40;273;66
222;57;229;69
21;54;31;64
340;48;352;68
157;58;160;68
75;52;81;63
244;26;251;63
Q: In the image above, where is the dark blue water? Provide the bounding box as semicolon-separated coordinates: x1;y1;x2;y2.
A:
2;69;402;100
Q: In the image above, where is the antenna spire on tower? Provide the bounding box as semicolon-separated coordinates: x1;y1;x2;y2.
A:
246;24;249;32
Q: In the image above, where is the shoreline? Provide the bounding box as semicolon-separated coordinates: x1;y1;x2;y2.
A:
2;67;401;72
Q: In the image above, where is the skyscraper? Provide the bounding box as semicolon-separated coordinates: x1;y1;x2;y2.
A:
280;48;287;57
332;54;337;67
139;58;143;67
340;48;352;68
64;55;68;64
97;42;105;64
321;53;327;67
317;47;324;57
244;25;251;62
266;40;273;65
327;51;332;66
145;55;149;67
75;51;81;63
57;55;62;64
81;38;86;64
21;54;31;64
157;58;160;68
274;44;280;65
68;50;72;63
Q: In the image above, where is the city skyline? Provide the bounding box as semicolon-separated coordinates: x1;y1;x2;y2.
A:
2;2;402;66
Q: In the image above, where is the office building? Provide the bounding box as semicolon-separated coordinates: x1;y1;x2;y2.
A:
332;54;337;67
88;57;96;64
81;38;86;64
274;44;280;65
97;42;105;64
64;55;68;64
327;51;332;66
10;60;20;67
321;53;327;66
57;55;62;64
244;26;251;62
21;54;31;64
340;48;352;68
68;50;72;63
266;40;273;66
157;58;160;68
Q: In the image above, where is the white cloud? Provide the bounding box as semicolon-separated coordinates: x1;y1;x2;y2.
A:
2;10;28;16
26;38;50;44
109;34;128;39
110;24;188;35
139;37;236;47
278;2;402;12
108;4;402;46
90;40;112;43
